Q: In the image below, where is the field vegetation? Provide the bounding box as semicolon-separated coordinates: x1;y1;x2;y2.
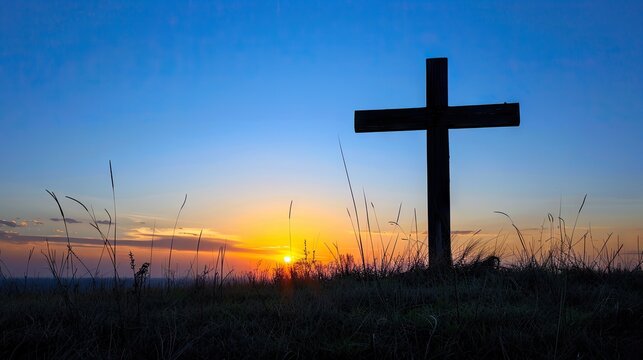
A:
2;224;641;358
1;162;641;359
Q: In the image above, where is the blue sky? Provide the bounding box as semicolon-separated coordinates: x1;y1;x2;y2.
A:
1;1;642;273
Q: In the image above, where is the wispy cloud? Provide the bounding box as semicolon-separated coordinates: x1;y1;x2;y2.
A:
180;231;200;236
0;230;271;256
0;220;28;228
126;226;239;242
50;218;82;224
452;230;479;235
96;220;111;225
0;229;19;237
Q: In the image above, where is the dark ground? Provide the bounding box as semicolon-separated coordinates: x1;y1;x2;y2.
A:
1;264;642;359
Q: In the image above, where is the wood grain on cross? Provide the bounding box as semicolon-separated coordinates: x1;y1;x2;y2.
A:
354;58;520;268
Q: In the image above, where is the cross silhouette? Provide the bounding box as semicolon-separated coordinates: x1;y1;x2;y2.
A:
355;58;520;267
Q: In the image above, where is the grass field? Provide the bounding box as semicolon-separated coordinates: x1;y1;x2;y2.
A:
1;253;642;359
1;164;641;359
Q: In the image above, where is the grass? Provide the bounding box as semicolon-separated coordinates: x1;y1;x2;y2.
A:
1;161;642;359
1;260;641;359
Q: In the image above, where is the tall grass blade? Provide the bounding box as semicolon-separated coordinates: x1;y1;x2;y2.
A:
167;193;188;284
109;160;118;283
338;137;365;272
289;200;293;261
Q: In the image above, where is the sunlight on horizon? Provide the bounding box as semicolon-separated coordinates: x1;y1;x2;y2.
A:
1;182;641;277
1;208;640;277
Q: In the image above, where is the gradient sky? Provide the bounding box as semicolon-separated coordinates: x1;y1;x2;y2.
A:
1;1;642;276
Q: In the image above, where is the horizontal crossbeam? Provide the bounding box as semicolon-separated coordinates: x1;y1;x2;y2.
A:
355;103;520;133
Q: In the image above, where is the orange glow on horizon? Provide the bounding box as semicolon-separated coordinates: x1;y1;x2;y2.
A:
2;206;641;277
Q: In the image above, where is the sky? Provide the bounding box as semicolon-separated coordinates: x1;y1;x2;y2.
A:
1;1;642;277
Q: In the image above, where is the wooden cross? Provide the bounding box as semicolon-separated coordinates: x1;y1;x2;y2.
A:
354;58;520;268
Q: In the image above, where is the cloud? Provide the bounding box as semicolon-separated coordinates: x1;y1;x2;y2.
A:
0;231;271;256
0;220;18;228
126;227;239;242
180;231;200;236
0;229;19;238
96;220;111;225
50;218;82;224
0;220;27;228
451;230;481;235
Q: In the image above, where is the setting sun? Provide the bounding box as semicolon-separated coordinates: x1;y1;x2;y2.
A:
283;256;292;264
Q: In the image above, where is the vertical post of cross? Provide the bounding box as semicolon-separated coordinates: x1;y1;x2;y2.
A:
354;58;520;268
426;58;452;268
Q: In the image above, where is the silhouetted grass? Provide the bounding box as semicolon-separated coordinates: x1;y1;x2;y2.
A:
1;257;641;359
0;162;641;359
